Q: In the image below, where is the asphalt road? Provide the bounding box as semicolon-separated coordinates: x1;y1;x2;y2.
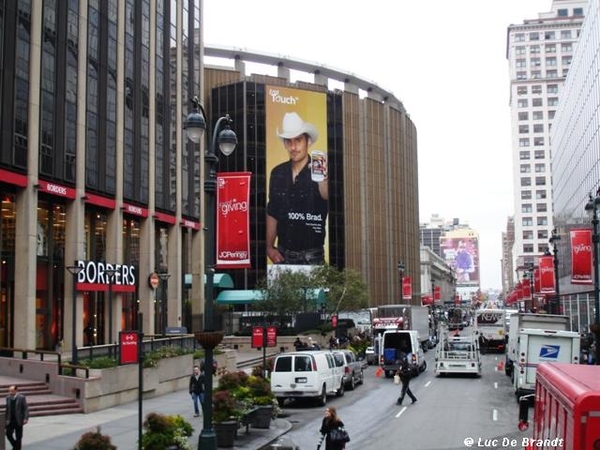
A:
279;340;534;450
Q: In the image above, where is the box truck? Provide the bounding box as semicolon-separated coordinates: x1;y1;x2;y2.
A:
505;313;571;377
474;308;506;353
518;362;600;450
372;304;432;351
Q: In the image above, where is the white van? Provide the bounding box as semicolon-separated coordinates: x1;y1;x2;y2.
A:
270;351;345;406
380;330;426;377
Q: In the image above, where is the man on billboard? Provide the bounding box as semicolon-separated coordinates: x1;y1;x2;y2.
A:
455;240;475;282
266;112;328;265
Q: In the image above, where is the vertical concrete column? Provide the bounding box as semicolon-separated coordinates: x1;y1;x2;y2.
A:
167;225;182;329
190;230;204;332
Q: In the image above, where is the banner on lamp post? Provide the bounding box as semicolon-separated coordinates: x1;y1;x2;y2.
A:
516;282;523;301
533;268;541;294
216;172;252;269
522;278;531;298
539;255;555;293
434;286;441;301
402;277;412;300
570;228;593;285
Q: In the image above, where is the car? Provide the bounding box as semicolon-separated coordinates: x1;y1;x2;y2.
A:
332;349;364;390
365;346;377;365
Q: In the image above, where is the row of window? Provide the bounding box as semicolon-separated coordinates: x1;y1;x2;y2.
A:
515;43;574;55
522;243;553;254
515;56;573;68
514;24;581;42
520;163;546;173
522;229;550;240
520;189;548;200
519;124;546;133
519;137;545;147
521;203;548;213
517;97;559;107
519;150;546;159
516;69;568;80
518;111;546;120
520;177;547;187
517;84;559;95
522;216;549;226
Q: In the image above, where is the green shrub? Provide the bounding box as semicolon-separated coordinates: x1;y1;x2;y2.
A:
79;357;118;369
141;412;193;450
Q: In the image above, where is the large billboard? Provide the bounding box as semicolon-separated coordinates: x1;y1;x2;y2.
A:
441;235;480;286
265;86;328;268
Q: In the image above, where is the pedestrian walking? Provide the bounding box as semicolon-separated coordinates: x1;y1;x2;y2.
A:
189;364;205;417
396;357;417;406
5;385;29;450
318;406;348;450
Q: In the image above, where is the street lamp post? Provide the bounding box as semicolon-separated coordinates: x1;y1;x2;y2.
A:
158;272;171;336
397;260;405;303
431;277;435;305
185;96;237;450
549;229;561;315
585;190;600;365
104;267;117;358
66;263;84;364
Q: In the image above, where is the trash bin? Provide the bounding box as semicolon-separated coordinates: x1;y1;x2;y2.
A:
264;437;299;450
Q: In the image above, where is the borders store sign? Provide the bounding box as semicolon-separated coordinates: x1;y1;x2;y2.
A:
74;260;137;292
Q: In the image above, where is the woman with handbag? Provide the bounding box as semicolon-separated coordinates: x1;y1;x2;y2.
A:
318;406;349;449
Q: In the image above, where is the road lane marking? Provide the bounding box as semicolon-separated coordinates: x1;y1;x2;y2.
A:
494;382;498;389
425;381;432;387
492;409;498;421
395;406;407;418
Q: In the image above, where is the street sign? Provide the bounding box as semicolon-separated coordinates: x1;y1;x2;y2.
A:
148;272;160;290
251;326;278;348
119;331;139;365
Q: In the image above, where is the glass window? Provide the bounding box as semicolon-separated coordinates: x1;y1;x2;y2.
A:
521;190;532;200
531;58;541;67
538;230;549;239
557;9;568;17
523;218;533;227
535;177;546;186
519;125;529;134
536;190;547;199
517;86;528;95
561;30;571;39
544;31;555;40
537;217;548;226
515;33;525;42
547;70;558;78
533;111;544;120
520;151;530;160
516;46;526;55
530;45;541;54
518;112;529;121
574;8;583;16
547;84;558;94
536;203;547;212
519;138;530;147
535;163;545;173
522;204;533;213
517;72;527;80
548;97;559;106
534;150;545;159
532;98;543;107
523;244;534;253
545;44;556;53
531;71;541;79
520;164;531;173
546;57;557;66
529;32;540;41
533;124;544;133
561;43;573;52
521;177;532;187
548;111;556;119
523;230;534;240
532;85;542;94
516;59;527;68
518;99;528;108
562;56;572;66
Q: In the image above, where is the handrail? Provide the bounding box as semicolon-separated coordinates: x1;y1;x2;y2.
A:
59;363;90;379
0;347;62;365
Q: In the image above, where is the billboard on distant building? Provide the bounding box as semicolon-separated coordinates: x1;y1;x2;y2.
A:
441;236;480;286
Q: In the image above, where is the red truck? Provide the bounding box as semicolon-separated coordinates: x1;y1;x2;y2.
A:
519;362;600;449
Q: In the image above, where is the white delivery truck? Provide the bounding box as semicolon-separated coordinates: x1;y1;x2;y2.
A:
379;329;426;377
474;308;506;353
511;328;580;399
505;313;570;377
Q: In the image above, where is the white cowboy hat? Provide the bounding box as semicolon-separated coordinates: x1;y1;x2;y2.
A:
276;112;318;143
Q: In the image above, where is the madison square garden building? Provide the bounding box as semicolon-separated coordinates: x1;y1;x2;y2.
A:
0;1;420;353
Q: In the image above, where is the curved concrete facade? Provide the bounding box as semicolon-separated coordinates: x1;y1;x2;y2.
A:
202;46;421;307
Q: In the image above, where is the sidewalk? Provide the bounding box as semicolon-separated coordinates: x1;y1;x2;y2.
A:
19;351;291;449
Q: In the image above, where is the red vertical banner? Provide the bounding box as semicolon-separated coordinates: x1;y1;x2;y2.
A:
516;282;523;301
216;172;252;269
533;268;541;294
539;255;555;293
402;277;412;300
119;331;139;365
434;286;441;301
570;228;593;285
522;278;531;298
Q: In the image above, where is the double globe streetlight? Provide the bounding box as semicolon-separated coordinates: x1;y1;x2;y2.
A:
185;96;237;450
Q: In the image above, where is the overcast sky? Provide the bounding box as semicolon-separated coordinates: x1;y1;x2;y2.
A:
204;0;553;291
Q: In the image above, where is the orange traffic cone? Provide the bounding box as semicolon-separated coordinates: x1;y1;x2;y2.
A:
497;360;504;371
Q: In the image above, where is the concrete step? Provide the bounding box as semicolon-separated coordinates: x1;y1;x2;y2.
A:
0;382;83;417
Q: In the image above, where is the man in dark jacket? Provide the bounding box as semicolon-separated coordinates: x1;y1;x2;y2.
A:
189;365;205;417
396;358;417;406
5;385;29;450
